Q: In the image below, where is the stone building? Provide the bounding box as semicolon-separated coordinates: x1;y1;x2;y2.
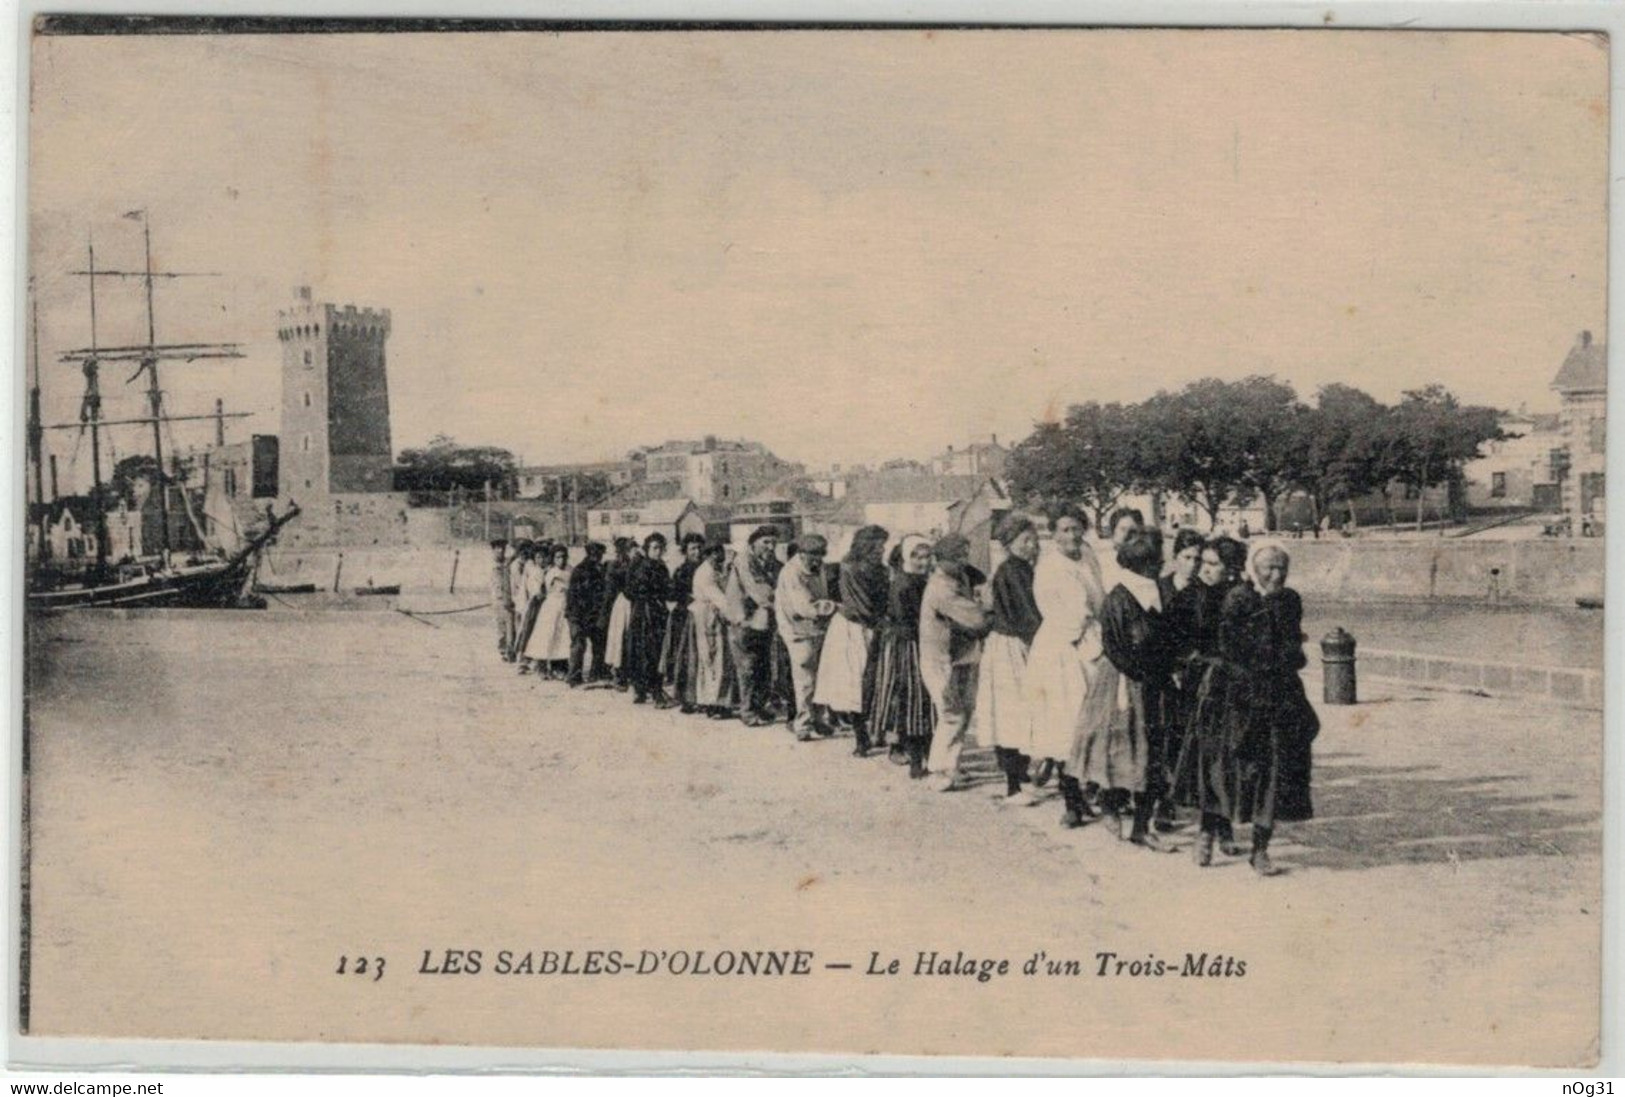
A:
277;286;394;497
1551;329;1607;532
634;437;794;505
273;288;419;548
931;436;1009;478
1461;409;1564;512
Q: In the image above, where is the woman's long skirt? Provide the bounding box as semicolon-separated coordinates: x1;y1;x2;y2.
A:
605;594;632;669
524;592;572;663
692;613;738;709
626;601;669;690
812;616;873;715
974;632;1032;752
1233;672;1318;826
872;633;935;744
1077;677;1155;794
1171;658;1249;820
511;596;542;661
662;607;700;705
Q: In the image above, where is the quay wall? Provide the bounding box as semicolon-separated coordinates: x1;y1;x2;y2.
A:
262;538;1605;605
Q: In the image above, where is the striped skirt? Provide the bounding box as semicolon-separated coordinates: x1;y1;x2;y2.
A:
871;633;935;743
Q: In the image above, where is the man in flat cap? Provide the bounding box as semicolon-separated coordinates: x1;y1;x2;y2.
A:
920;532;993;790
725;525;784;726
776;533;838;741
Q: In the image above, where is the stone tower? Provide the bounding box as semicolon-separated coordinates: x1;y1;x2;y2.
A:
276;287;394;499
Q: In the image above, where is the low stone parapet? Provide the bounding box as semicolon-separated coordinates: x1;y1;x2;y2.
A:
1358;647;1602;708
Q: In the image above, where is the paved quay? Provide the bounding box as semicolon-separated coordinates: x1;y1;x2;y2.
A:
23;608;1602;1065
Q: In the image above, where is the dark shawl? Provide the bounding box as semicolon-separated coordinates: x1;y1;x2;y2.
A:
989;556;1042;646
884;571;928;641
669;559;700;610
567;558;607;627
838;558;891;629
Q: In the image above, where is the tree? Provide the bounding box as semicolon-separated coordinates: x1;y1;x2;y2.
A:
394;434;519;504
1137;381;1270;531
108;454;160;506
1304;384;1392;529
1007;402;1144;531
1388;385;1506;530
1230;376;1312;533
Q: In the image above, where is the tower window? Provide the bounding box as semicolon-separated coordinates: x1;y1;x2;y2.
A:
303;392;311;408
303;435;311;453
303;350;313;367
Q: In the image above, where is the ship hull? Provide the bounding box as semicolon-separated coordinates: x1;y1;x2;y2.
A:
28;560;257;611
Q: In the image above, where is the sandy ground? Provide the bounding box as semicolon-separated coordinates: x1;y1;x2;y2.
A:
21;607;1602;1066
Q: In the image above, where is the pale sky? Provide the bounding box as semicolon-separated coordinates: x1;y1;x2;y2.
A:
27;29;1608;489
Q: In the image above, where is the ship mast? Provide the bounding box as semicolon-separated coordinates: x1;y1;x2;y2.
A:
61;211;245;566
27;288;46;560
138;213;172;559
85;236;109;572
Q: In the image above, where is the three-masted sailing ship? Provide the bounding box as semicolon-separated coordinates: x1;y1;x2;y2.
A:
26;212;299;610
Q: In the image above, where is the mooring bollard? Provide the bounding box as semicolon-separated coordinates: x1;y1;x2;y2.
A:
1321;628;1357;705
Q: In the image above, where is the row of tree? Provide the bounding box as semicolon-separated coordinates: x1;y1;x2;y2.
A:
394;434;613;506
1006;378;1508;533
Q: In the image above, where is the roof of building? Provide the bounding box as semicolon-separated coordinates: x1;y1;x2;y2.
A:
517;460;625;477
636;499;699;524
592;480;686;510
1552;331;1607;394
848;473;995;505
934;439;1008;459
737;475;833;509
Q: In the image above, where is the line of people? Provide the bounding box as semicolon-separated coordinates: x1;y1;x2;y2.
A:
488;508;1319;876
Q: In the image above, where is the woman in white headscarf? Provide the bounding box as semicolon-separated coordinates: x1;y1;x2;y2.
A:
1025;506;1113;828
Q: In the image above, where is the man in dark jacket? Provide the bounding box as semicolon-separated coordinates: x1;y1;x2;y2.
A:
567;542;609;687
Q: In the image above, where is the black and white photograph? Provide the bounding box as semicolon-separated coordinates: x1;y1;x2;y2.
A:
10;15;1611;1070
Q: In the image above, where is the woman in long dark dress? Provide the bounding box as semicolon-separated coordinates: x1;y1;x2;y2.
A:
1153;528;1205;828
1171;535;1250;863
663;534;705;713
625;533;673;708
1094;529;1179;851
1223;544;1319;875
871;534;936;778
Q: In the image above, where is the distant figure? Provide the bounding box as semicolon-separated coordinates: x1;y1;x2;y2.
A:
664;534;707;714
625;533;673;708
1171;536;1249;860
565;542;608;686
776;534;837;741
872;534;936;777
603;538;636;690
1223;544;1319;876
979;514;1043;802
525;544;573;679
489;539;514;662
1091;529;1178;852
513;543;547;671
688;542;739;718
1024;507;1111;829
919;533;993;792
726;526;783;726
813;524;890;755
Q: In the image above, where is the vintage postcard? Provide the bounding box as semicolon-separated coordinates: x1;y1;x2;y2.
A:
12;18;1610;1070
